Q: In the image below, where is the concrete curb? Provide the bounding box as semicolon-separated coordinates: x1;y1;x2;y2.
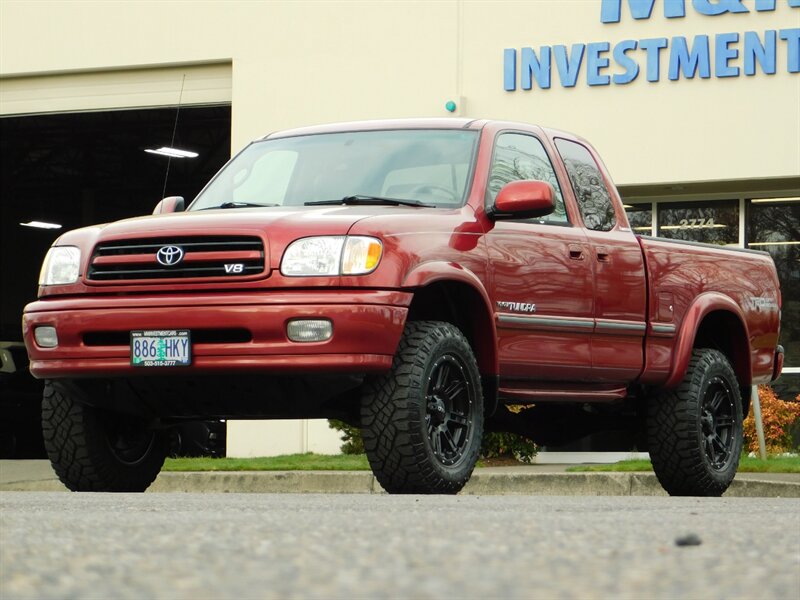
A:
2;470;798;497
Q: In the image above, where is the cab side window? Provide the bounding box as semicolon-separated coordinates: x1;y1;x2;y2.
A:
554;138;616;232
486;133;569;224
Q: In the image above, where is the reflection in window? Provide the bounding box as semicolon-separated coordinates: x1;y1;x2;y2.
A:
657;200;739;245
554;139;616;232
624;203;653;236
486;133;568;224
747;199;800;378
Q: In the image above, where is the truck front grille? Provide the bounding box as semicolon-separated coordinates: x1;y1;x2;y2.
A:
87;236;265;282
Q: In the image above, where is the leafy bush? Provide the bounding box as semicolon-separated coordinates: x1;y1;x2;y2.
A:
329;419;537;461
328;420;364;455
743;386;800;454
480;432;538;463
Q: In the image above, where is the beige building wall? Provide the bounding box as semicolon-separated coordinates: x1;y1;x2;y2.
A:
2;1;798;184
2;0;798;456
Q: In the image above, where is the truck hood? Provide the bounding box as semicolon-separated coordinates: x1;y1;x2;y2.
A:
57;204;472;245
54;204;470;272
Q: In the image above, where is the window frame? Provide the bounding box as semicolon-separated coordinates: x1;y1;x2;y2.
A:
553;137;619;233
484;129;573;227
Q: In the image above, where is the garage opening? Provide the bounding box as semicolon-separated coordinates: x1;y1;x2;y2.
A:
0;104;232;456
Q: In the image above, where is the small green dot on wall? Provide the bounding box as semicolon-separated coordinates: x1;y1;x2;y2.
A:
445;100;457;113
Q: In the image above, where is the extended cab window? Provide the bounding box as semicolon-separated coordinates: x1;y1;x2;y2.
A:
486;133;568;224
554;139;616;232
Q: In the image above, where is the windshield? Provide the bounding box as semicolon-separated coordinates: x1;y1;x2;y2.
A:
189;129;479;211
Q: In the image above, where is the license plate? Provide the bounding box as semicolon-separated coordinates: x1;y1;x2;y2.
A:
130;330;191;367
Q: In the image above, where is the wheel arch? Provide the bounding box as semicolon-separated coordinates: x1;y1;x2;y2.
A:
402;263;498;415
666;293;752;400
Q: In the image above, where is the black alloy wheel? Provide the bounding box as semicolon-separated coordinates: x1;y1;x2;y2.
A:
700;376;736;471
105;414;158;466
425;354;474;467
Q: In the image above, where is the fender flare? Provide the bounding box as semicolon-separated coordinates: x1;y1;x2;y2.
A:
665;292;751;389
402;262;497;366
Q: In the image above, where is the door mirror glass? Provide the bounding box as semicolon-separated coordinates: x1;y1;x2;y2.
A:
489;180;555;220
153;196;185;214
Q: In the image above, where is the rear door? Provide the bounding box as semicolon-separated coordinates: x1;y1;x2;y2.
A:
485;130;594;382
553;137;647;383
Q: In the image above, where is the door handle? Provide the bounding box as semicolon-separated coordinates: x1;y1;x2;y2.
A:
596;246;610;262
568;245;584;260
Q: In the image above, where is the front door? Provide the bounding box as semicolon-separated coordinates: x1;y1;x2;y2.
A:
484;131;595;382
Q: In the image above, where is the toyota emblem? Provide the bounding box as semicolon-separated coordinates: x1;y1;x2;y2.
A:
156;245;184;266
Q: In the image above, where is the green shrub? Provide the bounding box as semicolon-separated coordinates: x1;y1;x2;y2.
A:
328;419;364;455
329;419;537;461
480;432;538;463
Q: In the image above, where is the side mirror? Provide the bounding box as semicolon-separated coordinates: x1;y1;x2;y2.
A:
487;180;555;220
153;196;185;215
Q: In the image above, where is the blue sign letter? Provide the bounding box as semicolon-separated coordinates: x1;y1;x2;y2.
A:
554;44;586;87
669;35;711;79
744;31;777;75
601;0;686;23
521;47;552;90
504;49;517;91
639;37;669;81
587;42;612;85
692;0;748;15
613;40;641;84
715;33;740;77
780;29;800;72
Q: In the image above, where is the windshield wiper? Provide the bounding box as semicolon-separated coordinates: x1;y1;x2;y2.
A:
199;201;280;210
305;195;435;208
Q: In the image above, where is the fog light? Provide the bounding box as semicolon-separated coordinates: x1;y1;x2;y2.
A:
286;319;333;343
34;326;58;348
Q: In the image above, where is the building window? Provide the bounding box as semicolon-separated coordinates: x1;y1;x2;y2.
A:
747;199;800;380
624;203;653;236
657;199;739;245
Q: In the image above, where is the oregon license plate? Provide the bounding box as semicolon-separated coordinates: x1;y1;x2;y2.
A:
130;330;191;367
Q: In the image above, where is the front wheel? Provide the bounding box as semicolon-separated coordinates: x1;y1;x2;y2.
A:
646;349;743;496
42;382;168;492
361;321;484;494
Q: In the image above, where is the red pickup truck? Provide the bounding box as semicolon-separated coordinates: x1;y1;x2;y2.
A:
23;119;783;496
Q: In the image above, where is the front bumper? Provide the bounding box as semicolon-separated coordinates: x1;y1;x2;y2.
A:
23;290;411;379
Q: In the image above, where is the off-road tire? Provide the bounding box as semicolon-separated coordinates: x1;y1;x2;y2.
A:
361;321;484;494
42;381;167;492
647;349;743;496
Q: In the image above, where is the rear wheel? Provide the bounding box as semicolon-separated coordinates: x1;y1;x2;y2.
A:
647;349;743;496
42;381;167;492
361;321;483;494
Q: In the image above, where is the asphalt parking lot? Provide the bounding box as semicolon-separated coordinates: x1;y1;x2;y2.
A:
1;492;798;600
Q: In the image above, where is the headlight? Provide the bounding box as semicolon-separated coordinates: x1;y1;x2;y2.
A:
281;236;382;276
39;246;81;285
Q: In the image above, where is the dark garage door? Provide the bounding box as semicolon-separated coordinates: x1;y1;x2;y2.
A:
0;104;231;456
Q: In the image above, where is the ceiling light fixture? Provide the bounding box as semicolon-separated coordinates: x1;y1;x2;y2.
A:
660;224;727;230
748;241;800;247
20;221;62;229
145;147;199;158
751;197;800;204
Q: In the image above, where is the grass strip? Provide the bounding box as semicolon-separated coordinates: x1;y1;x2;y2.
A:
163;453;371;472
566;455;800;473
